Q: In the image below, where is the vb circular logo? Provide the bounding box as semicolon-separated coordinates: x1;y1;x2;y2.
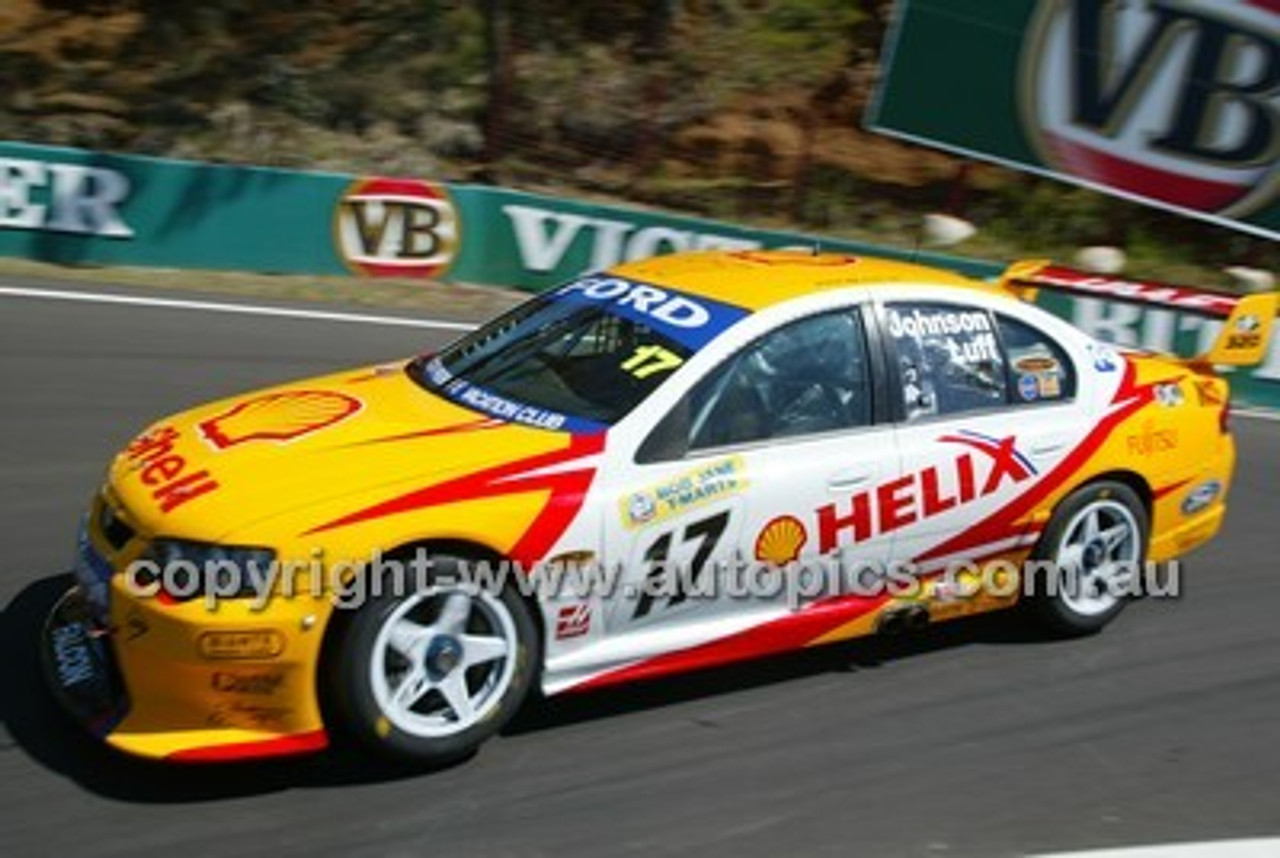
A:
334;177;459;278
1019;0;1279;219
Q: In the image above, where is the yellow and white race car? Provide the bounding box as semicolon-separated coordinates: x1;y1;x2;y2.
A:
42;251;1276;764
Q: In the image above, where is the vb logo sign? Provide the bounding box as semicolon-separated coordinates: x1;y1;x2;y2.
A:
1020;0;1279;219
334;177;458;277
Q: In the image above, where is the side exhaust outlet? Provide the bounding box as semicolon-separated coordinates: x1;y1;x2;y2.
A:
876;605;931;636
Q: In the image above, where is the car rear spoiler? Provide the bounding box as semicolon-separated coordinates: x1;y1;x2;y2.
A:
997;260;1279;367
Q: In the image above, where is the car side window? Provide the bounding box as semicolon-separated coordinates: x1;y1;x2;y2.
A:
687;310;871;451
997;314;1076;404
639;309;872;461
885;302;1006;421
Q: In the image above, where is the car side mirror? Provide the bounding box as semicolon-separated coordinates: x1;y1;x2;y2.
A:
636;397;690;464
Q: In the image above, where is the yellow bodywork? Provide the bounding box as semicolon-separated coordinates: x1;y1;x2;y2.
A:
1205;292;1278;366
95;364;585;759
71;250;1256;759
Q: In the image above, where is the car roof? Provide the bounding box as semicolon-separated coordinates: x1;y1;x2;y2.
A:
610;250;1000;312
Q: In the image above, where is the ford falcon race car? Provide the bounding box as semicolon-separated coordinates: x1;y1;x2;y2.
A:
43;250;1277;764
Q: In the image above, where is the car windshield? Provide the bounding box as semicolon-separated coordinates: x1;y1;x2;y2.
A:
410;275;749;432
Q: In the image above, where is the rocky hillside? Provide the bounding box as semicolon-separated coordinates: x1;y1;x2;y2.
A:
0;0;1273;281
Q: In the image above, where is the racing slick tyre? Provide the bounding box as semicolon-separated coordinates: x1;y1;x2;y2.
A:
330;556;539;765
1023;480;1149;637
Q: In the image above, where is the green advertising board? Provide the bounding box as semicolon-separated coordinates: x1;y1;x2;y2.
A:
1;139;1277;408
0;140;1003;287
448;185;1003;291
0;141;353;274
869;0;1280;240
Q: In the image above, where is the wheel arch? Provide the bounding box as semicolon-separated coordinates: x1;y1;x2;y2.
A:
1082;469;1153;518
317;537;547;687
1030;468;1154;563
317;535;547;737
1020;468;1152;635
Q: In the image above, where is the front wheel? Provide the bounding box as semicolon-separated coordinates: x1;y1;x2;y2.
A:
1023;481;1149;636
330;558;538;765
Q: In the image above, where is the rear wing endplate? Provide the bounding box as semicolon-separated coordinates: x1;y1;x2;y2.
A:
998;260;1279;367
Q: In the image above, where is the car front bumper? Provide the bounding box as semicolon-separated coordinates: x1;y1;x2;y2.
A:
43;514;334;762
42;585;130;738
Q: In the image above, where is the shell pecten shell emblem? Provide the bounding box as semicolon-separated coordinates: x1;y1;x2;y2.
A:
754;515;809;566
199;390;363;450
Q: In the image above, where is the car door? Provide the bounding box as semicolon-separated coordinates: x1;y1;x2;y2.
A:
591;304;900;670
878;293;1086;583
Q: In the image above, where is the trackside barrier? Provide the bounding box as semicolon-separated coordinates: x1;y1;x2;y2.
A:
0;141;1000;281
1;140;1277;408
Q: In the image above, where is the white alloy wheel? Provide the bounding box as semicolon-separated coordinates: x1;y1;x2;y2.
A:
331;556;538;765
1050;499;1141;618
369;586;517;738
1024;481;1149;636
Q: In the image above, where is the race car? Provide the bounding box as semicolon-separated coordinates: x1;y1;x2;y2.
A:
42;250;1277;764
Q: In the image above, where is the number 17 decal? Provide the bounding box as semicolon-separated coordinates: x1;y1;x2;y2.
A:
620;344;684;379
632;510;730;620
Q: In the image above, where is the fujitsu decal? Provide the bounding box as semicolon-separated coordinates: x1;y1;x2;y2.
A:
816;432;1037;553
1019;0;1279;219
335;177;459;277
199;391;363;450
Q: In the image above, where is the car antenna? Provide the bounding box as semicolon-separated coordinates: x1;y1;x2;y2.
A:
910;219;926;263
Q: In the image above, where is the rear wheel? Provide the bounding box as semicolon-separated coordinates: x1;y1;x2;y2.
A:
331;558;538;765
1024;481;1148;636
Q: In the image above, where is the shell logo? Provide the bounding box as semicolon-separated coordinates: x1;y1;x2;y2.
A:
754;515;809;566
334;177;459;278
1019;0;1279;220
199;391;363;450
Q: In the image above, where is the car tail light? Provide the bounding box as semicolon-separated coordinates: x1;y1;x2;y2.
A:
1220;398;1232;434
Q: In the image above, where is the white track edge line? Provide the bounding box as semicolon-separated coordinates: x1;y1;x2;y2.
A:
0;285;478;332
4;284;1280;422
1235;408;1280;423
1030;836;1280;858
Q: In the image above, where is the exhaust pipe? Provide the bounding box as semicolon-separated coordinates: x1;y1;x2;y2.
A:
904;605;931;631
876;604;931;636
877;612;906;635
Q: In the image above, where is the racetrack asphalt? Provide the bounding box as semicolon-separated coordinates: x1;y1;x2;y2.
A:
1;280;1278;858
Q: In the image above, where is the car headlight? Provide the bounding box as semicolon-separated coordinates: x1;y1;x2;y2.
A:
134;539;278;604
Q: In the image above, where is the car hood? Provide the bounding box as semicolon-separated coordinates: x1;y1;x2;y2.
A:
107;361;588;542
